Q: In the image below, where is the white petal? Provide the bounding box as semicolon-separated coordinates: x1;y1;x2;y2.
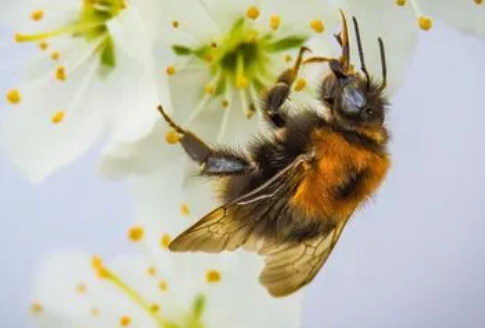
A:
32;251;158;328
0;57;104;183
338;0;418;95
107;5;155;70
0;0;78;32
201;251;304;328
258;0;339;36
200;0;259;30
129;158;193;250
154;0;220;45
100;56;160;144
98;120;179;179
420;0;485;38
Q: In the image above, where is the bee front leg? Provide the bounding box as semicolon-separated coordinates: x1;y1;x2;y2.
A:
263;46;310;128
157;105;252;176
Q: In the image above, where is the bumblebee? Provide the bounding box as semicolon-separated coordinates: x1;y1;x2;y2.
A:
158;12;390;297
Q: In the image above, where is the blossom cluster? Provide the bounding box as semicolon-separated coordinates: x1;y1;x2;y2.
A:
0;0;483;327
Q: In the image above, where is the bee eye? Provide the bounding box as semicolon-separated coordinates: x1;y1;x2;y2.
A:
341;84;366;115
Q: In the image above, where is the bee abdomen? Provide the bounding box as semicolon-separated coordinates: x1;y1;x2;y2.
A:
333;169;369;199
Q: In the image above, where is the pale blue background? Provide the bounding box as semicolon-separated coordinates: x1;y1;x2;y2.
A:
1;23;485;328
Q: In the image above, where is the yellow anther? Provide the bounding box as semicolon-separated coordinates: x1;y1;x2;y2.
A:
246;6;260;20
285;54;293;63
55;66;67;81
6;89;22;104
165;130;180;144
294;78;307;92
161;234;172;249
206;269;222;283
39;41;49;51
77;283;87;294
92;256;103;269
91;256;111;279
128;226;144;242
236;76;249;89
180;203;190;216
147;266;157;276
120;316;131;327
419;16;433;30
172;20;180;29
270;15;281;30
150;304;160;313
245;110;255;119
310;20;325;33
396;0;406;6
166;65;176;76
31;10;44;21
30;302;43;314
159;280;168;291
90;307;100;317
205;84;215;95
222;99;229;108
51;51;60;61
211;41;218;48
51;111;65;124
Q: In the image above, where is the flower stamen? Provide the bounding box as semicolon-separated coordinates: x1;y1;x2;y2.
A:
51;111;65;124
246;6;260;20
6;89;22;104
408;0;433;31
31;10;45;22
90;256;167;327
270;15;281;30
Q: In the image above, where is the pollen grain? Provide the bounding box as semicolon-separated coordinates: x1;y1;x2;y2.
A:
51;111;65;124
246;6;260;20
6;89;22;104
206;269;222;283
310;20;325;33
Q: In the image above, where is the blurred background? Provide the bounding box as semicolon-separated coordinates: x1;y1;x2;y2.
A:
1;21;485;328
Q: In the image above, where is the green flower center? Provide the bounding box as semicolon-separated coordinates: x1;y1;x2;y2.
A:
161;294;207;328
15;0;126;71
172;17;307;100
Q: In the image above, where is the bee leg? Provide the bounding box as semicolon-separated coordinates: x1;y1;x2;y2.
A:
263;46;310;128
157;105;252;175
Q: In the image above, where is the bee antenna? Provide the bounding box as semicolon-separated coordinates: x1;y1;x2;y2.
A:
352;16;371;89
378;37;387;91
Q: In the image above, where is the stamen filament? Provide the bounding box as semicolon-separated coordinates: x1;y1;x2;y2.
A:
186;70;222;124
15;20;105;43
98;265;167;327
217;77;234;142
249;84;263;117
236;52;248;89
239;88;250;117
63;34;107;75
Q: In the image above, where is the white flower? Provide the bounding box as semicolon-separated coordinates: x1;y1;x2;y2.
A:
99;0;338;177
31;250;303;328
158;0;336;142
29;153;303;327
0;0;163;183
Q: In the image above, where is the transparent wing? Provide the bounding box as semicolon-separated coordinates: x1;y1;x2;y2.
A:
169;155;311;253
259;219;348;297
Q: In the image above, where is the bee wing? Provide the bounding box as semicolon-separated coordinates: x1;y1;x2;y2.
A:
168;154;311;253
259;219;349;297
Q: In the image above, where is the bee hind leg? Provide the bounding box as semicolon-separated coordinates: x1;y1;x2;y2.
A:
263;46;310;128
157;105;253;176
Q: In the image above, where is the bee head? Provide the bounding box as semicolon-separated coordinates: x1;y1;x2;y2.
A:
310;14;388;132
321;56;387;129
